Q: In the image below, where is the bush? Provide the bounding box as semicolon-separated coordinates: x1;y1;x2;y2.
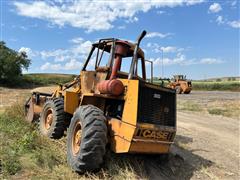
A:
0;41;30;84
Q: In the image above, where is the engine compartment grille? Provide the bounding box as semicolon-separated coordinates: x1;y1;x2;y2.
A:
137;83;176;127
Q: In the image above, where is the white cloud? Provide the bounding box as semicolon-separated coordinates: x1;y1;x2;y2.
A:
40;62;62;71
40;49;67;59
151;52;223;66
160;46;178;53
19;47;31;54
146;43;183;53
36;37;92;71
228;20;240;29
18;47;35;57
117;25;126;30
71;40;92;55
36;38;92;63
40;59;83;71
213;15;239;29
126;16;138;23
70;37;84;44
209;3;222;13
14;0;204;32
64;59;83;70
146;43;160;52
199;58;223;64
152;53;188;66
231;1;237;7
156;10;165;14
20;26;28;31
216;16;224;25
146;42;155;49
17;37;92;71
146;32;172;39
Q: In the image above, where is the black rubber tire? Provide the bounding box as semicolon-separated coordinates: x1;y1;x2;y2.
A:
159;153;170;162
67;105;107;173
176;86;182;94
39;98;67;139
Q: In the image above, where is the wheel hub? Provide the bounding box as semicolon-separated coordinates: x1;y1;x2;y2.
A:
45;108;53;130
72;121;82;156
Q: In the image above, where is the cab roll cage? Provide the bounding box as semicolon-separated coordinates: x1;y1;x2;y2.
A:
81;31;147;80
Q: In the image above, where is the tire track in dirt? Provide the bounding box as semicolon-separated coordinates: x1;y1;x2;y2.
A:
176;111;239;179
176;91;239;179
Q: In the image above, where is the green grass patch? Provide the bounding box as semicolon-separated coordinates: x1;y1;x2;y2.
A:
0;104;66;178
208;109;226;116
192;81;240;91
0;73;76;88
0;103;147;179
207;103;240;118
153;79;240;91
22;73;76;86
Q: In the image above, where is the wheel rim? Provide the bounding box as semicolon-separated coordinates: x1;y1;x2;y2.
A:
72;121;82;156
45;108;53;130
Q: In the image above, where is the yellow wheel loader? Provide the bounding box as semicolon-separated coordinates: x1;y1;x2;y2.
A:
25;31;176;173
167;75;192;94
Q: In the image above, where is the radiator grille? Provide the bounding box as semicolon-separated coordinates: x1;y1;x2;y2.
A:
137;83;176;127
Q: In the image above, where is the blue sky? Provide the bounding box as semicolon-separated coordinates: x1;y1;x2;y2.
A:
0;0;239;79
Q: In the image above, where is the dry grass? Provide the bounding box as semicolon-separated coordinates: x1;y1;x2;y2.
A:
0;87;30;111
177;101;203;112
206;101;240;118
199;166;219;180
178;99;239;119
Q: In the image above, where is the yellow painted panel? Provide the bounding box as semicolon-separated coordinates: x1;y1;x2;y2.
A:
118;122;136;142
108;118;136;153
110;136;131;153
121;80;139;125
108;118;136;141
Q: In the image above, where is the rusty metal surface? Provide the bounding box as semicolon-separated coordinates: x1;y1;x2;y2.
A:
80;71;108;94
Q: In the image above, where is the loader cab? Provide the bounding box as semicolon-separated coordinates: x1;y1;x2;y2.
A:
173;75;186;82
81;39;147;81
